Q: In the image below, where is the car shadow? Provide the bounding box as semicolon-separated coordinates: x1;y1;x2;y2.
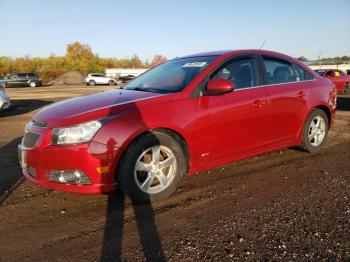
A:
0;137;24;205
0;99;53;117
100;94;165;261
337;96;350;111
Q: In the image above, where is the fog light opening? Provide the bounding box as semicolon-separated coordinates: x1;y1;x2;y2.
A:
49;170;91;185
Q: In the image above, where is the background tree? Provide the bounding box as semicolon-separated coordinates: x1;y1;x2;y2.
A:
150;54;167;67
65;41;95;72
297;56;308;62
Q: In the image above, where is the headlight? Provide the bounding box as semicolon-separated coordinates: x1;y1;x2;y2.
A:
52;120;102;145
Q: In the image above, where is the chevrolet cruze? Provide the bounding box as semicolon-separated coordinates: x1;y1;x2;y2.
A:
19;50;337;202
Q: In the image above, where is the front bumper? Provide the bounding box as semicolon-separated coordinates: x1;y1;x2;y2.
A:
19;125;120;194
0;94;10;110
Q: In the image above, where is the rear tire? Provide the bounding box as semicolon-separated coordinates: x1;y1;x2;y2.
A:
300;109;329;153
108;80;115;86
117;132;186;203
88;80;96;86
29;82;36;87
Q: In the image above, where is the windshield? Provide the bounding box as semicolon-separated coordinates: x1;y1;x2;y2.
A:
125;56;218;93
314;69;325;76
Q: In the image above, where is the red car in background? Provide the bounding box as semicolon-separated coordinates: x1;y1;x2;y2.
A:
314;69;350;94
19;50;337;203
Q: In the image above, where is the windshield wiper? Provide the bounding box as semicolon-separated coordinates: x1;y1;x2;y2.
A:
133;87;157;92
127;87;177;94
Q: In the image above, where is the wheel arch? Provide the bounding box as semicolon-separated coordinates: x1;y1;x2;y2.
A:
297;103;332;140
314;104;331;126
114;127;191;179
151;127;190;173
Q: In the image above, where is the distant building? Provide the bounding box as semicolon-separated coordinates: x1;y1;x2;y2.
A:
105;68;148;79
309;64;350;72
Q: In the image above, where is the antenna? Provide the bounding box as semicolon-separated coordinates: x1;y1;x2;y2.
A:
260;40;266;50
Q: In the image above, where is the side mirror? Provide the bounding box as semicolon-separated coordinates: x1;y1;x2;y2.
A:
206;79;234;94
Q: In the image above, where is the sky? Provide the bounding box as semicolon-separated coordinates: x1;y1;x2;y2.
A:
0;0;349;61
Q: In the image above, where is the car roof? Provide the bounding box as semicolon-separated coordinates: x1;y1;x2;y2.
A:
178;49;296;60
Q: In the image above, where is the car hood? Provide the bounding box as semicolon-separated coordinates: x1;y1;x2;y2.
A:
34;89;166;126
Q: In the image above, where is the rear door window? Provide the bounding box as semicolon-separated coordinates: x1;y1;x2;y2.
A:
293;64;315;81
262;56;297;84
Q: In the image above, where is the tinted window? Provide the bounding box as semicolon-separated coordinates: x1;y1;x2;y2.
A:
293;64;314;81
8;74;17;80
325;71;334;77
28;73;38;79
263;57;298;84
314;69;325;76
211;57;258;89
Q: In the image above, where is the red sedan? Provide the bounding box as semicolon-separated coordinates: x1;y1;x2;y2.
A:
19;50;337;202
314;68;350;94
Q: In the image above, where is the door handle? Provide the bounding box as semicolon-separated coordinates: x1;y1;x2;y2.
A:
297;91;305;98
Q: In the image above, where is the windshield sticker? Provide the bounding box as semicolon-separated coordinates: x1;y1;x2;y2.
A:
182;62;207;68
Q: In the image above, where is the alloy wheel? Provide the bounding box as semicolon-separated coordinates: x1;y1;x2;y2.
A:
134;145;177;194
308;115;326;147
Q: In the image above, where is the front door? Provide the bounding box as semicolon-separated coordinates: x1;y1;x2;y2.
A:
194;55;268;163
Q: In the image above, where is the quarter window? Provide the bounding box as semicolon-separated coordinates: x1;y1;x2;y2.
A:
211;57;258;89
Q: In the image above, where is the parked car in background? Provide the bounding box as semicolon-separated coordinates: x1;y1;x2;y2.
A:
119;74;136;83
2;73;42;87
19;50;336;203
85;73;117;86
314;69;350;94
0;80;10;111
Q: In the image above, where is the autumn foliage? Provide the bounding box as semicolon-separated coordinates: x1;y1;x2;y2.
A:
0;42;166;82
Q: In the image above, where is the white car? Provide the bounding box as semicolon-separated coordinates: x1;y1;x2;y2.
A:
0;80;10;111
85;73;117;86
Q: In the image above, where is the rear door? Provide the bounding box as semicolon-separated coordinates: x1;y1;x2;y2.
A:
260;55;311;145
195;54;268;162
17;73;29;86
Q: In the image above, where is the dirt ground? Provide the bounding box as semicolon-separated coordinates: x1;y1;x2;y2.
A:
0;85;350;261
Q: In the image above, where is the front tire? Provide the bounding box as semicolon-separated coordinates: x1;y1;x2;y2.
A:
117;132;186;203
300;109;329;153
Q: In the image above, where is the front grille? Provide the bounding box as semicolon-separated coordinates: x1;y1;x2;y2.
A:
22;132;41;148
31;119;47;128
